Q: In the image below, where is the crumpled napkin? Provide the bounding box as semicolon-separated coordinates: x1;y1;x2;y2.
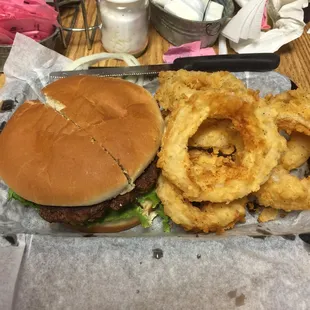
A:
1;33;71;108
222;0;308;53
163;41;216;63
222;0;267;43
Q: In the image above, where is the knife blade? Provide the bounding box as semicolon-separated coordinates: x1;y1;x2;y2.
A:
49;53;280;82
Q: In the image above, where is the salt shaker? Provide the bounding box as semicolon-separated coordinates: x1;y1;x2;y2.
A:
99;0;150;56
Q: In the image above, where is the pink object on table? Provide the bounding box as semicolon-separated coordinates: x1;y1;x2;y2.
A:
163;41;216;64
0;18;55;36
261;3;271;30
0;0;58;45
0;1;58;24
13;0;47;4
0;27;14;44
21;30;52;41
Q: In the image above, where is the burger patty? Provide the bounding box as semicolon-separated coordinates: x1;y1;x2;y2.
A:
39;159;159;225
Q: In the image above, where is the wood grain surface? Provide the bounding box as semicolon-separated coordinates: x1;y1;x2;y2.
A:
61;1;310;90
1;2;310;90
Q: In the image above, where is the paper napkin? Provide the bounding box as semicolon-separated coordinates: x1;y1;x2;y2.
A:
222;0;308;53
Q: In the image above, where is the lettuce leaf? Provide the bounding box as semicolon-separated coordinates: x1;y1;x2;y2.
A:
97;206;139;223
89;189;161;229
88;204;153;228
136;189;161;228
137;190;161;208
137;190;171;231
156;204;171;232
8;188;171;232
8;189;40;209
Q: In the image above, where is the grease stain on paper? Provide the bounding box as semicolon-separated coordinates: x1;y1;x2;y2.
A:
235;293;246;307
227;289;237;298
227;290;246;307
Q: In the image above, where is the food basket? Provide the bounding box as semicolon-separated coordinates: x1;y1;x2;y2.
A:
150;0;234;47
1;69;310;239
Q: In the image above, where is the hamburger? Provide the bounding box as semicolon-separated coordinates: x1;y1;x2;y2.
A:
0;76;165;233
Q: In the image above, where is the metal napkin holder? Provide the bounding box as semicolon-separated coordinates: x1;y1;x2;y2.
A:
53;0;102;50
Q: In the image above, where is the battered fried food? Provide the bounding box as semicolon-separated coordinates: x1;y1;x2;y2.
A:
156;175;246;233
189;150;235;175
258;207;279;223
158;89;286;202
155;70;246;112
156;70;310;232
255;90;310;211
267;89;310;135
256;166;310;211
189;119;243;154
281;132;310;170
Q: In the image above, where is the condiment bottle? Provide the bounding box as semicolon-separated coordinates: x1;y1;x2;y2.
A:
99;0;150;57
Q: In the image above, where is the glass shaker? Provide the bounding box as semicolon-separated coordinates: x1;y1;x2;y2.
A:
99;0;150;57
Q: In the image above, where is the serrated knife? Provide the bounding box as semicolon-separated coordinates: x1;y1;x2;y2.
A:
49;53;280;82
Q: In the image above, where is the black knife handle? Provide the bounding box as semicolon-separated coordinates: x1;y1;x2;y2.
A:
173;53;280;72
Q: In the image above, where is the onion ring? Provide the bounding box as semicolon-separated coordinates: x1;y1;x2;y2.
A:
189;150;235;174
189;119;243;154
157;89;286;202
156;175;246;233
256;90;310;211
256;166;310;211
267;89;310;135
281;132;310;170
155;70;246;112
63;53;144;86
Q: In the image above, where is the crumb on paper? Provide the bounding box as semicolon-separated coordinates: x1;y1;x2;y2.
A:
258;208;279;223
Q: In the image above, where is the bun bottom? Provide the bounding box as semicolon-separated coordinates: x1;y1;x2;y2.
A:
65;217;141;233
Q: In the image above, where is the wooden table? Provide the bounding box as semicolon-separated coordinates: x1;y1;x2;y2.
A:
1;3;310;90
58;1;310;90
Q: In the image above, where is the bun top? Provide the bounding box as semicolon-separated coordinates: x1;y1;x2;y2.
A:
0;77;164;206
43;76;164;182
0;101;128;206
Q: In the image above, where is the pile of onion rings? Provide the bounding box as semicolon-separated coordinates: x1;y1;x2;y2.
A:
157;89;286;202
155;71;310;233
256;89;310;212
